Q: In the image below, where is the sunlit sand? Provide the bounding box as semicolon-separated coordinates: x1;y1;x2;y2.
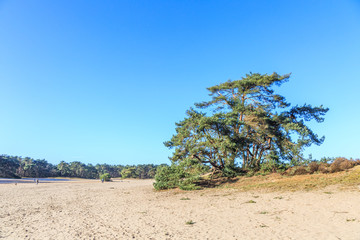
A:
1;179;360;239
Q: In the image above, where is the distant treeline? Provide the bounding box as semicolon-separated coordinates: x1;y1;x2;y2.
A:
0;155;167;179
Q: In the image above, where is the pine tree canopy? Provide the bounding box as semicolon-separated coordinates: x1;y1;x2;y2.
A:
165;72;329;171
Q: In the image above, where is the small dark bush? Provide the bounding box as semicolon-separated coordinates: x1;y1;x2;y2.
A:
308;162;319;174
293;166;308;175
318;163;329;173
330;158;343;172
339;159;355;170
329;157;354;173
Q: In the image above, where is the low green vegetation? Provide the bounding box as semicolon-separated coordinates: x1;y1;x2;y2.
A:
153;159;207;190
185;220;195;225
346;218;356;222
180;197;190;200
99;173;111;181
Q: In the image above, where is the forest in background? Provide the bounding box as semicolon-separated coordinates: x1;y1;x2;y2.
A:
0;154;165;179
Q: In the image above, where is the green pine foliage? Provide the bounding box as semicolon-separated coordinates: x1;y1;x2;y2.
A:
153;159;207;190
99;173;111;181
158;72;329;189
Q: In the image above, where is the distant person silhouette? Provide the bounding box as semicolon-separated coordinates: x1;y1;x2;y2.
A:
36;179;39;185
101;178;104;183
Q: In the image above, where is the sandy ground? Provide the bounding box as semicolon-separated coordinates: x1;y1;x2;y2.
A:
1;179;360;240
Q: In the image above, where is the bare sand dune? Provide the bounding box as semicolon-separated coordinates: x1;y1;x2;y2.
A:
1;179;360;239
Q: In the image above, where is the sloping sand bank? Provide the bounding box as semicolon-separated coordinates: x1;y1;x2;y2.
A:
1;179;359;239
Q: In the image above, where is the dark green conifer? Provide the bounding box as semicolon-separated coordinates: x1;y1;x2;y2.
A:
165;73;328;172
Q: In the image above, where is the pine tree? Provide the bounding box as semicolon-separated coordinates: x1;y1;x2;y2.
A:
165;72;328;173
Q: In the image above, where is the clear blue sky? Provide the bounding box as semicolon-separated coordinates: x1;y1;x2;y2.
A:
0;0;359;165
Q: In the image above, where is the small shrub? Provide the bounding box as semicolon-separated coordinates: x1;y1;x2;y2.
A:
222;165;240;178
295;166;308;175
318;163;329;173
245;170;255;177
339;159;354;170
153;165;180;190
185;220;195;225
180;197;190;200
330;158;342;173
329;157;354;173
308;162;319;174
261;152;286;173
260;159;279;173
355;159;360;166
99;173;111;181
346;218;356;222
153;160;205;190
